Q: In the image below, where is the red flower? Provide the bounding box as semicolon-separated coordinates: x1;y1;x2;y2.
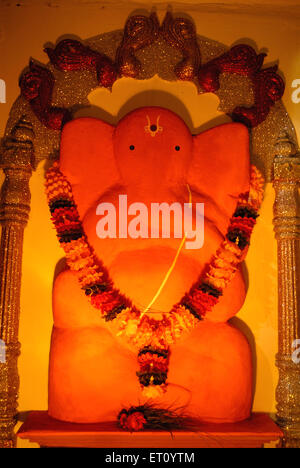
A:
91;290;122;313
126;412;147;431
230;217;256;237
118;410;147;431
182;288;219;318
119;412;129;428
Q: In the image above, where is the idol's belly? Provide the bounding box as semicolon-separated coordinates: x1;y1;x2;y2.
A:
48;321;252;423
83;203;224;313
108;245;205;313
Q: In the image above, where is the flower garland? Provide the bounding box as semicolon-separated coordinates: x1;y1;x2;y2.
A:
45;162;264;398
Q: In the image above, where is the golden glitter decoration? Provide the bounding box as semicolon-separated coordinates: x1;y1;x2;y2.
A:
116;13;160;78
273;135;300;448
0;117;33;448
160;11;201;81
4;14;296;178
1;10;299;448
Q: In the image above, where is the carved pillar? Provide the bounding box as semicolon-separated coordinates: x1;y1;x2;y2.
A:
273;135;300;448
0;118;34;448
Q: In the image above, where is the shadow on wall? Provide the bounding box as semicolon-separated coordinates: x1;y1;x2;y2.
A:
229;316;257;403
74;89;231;134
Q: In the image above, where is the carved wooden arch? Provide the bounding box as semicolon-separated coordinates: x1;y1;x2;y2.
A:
0;11;299;448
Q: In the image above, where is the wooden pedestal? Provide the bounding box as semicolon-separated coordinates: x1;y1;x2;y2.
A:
17;411;283;448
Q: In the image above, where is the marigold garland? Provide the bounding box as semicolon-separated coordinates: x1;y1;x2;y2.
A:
45;162;264;397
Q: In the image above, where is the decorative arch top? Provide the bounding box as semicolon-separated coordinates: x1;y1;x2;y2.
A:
19;11;285;132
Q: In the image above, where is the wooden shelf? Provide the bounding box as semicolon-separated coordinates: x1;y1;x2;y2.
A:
17;411;283;448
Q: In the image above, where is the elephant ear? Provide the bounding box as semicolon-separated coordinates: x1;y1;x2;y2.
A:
59;117;119;218
188;122;251;233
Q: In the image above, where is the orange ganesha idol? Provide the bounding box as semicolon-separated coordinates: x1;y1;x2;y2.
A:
45;106;264;426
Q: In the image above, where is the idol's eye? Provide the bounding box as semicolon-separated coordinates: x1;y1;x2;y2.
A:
175;145;180;151
129;145;135;151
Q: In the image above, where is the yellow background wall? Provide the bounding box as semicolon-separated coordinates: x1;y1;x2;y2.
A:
0;0;299;447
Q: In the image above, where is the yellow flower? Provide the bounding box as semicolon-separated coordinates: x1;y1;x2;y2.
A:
125;320;138;337
142;385;166;399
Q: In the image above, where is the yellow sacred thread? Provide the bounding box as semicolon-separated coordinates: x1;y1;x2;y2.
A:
140;184;192;319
